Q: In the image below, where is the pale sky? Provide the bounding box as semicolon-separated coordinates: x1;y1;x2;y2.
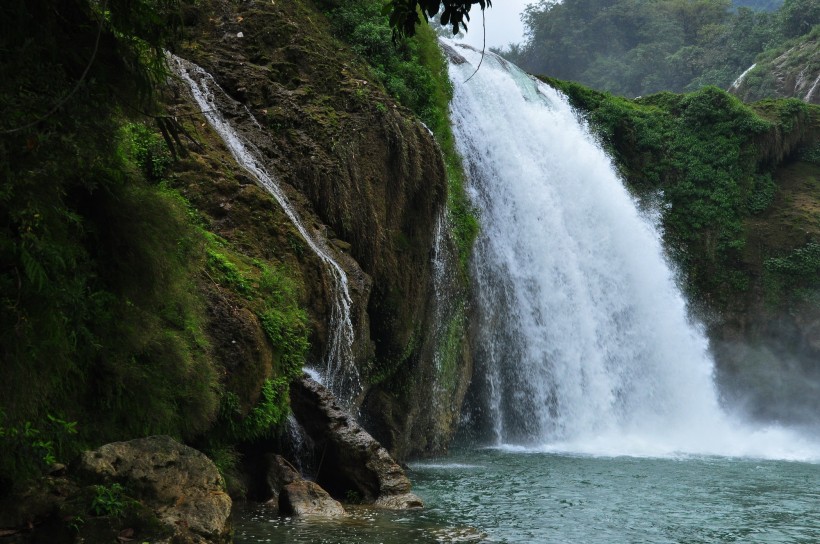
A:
456;0;535;50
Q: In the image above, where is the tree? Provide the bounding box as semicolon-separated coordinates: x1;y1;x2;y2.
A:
779;0;820;37
386;0;492;37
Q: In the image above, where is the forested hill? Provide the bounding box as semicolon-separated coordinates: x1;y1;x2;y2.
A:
504;0;818;98
730;26;820;103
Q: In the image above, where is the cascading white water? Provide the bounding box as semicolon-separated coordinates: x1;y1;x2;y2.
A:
729;63;756;91
170;55;359;402
447;42;819;460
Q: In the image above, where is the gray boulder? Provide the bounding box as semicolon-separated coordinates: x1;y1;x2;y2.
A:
279;480;346;517
76;435;232;543
266;454;345;517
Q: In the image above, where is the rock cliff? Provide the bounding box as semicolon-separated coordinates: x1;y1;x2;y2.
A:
169;0;471;458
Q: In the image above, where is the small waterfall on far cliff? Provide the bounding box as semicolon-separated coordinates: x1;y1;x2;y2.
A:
446;42;818;459
170;55;359;402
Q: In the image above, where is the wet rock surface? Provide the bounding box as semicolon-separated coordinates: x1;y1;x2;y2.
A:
279;480;346;517
175;0;470;459
289;375;423;509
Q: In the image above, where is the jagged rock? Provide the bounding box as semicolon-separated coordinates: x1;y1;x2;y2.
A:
263;455;347;517
261;454;345;517
289;375;423;509
76;435;232;543
265;454;300;504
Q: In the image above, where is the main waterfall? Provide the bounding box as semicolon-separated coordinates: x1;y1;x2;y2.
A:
447;43;818;460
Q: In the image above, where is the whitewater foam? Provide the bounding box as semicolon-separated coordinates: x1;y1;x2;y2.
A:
446;41;820;462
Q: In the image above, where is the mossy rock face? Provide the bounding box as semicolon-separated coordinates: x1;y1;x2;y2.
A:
0;437;220;544
75;436;232;543
168;0;468;457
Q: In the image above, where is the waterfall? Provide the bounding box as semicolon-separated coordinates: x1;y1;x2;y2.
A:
728;63;756;91
170;55;360;402
446;42;818;459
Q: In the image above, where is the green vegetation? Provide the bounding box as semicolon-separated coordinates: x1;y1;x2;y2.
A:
507;0;818;97
435;304;468;393
325;0;477;271
550;79;817;305
2;0;476;496
384;0;491;38
734;25;820;102
90;483;127;518
0;414;78;483
0;0;314;493
764;242;820;303
216;379;292;443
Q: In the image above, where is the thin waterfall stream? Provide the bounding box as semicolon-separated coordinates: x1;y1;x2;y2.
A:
170;55;360;402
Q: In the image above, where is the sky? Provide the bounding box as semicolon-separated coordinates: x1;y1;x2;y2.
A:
455;0;534;50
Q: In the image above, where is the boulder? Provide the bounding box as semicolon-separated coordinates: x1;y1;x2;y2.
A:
289;375;423;509
261;454;345;517
265;454;300;505
279;480;346;517
374;493;425;509
76;435;232;543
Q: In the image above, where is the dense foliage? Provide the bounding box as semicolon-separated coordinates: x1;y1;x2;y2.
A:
0;0;205;485
506;0;818;97
0;0;310;491
385;0;491;37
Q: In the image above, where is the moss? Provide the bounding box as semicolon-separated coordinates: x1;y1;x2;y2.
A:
206;247;253;296
366;329;419;386
435;302;468;393
764;241;820;304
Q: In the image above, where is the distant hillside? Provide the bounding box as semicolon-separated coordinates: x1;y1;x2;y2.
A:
505;0;816;98
730;26;820;103
733;0;783;11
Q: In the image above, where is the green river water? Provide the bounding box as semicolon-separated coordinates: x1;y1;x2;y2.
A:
233;448;820;543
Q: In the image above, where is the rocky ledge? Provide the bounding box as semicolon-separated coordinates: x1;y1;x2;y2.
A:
288;375;424;509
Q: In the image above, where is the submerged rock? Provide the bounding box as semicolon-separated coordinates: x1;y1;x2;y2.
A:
289;375;423;509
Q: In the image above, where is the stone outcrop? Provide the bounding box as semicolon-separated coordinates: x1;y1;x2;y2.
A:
265;454;345;517
279;480;346;517
289;375;423;509
76;435;232;543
